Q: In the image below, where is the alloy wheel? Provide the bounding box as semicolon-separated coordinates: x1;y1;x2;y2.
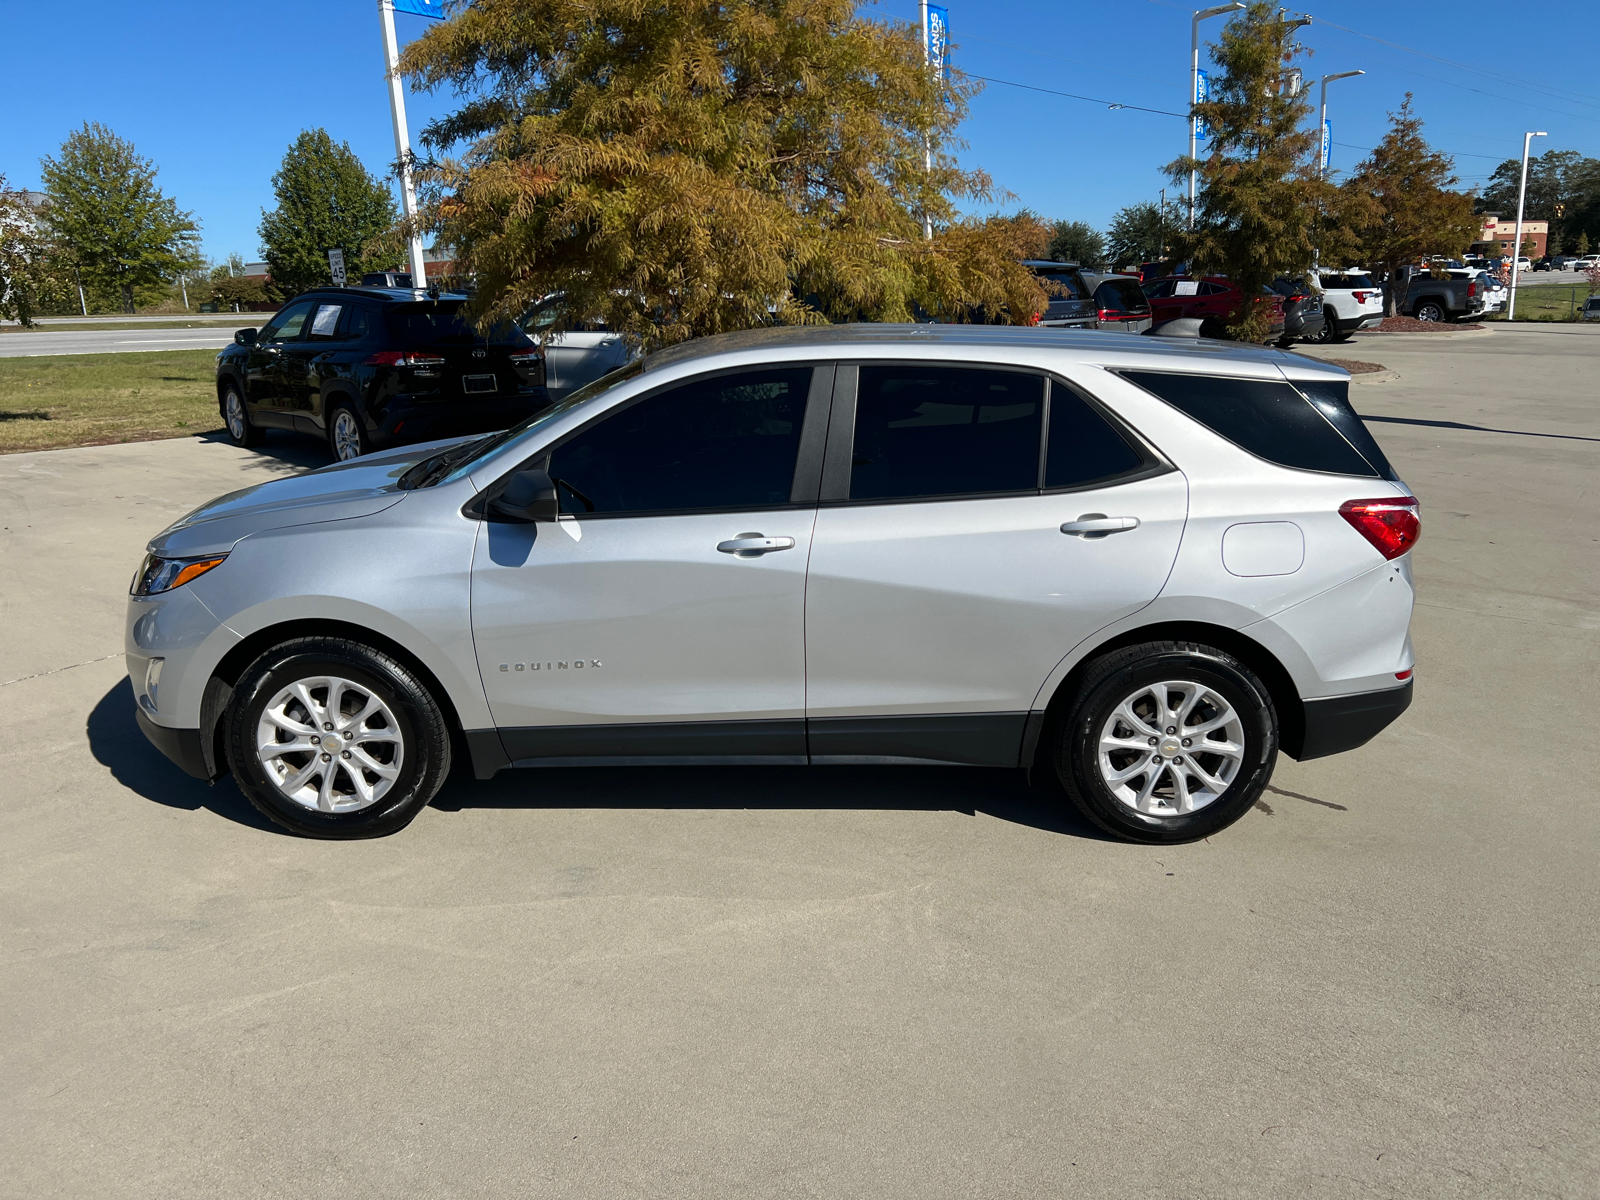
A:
254;675;405;813
1096;680;1246;817
226;392;246;440
332;410;363;461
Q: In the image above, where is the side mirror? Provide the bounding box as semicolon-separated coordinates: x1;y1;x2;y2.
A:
235;328;258;345
489;468;559;523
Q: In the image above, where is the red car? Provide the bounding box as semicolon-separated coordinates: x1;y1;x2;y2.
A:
1142;275;1285;335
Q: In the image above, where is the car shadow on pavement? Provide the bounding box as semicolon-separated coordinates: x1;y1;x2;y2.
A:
87;678;278;833
196;429;333;471
1360;413;1600;444
431;758;1115;841
87;677;1110;841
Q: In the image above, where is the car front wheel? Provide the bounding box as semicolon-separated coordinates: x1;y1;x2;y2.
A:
227;637;452;838
221;383;263;448
1054;641;1279;843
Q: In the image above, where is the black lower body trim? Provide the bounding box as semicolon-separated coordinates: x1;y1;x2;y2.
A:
464;729;512;780
807;712;1027;767
501;718;806;764
135;708;210;780
1294;680;1412;761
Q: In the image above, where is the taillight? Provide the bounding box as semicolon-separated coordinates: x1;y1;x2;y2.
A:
364;350;446;367
1351;290;1367;303
508;349;541;364
1339;496;1420;560
1467;280;1477;298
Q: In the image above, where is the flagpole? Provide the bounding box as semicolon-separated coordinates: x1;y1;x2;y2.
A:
379;0;428;287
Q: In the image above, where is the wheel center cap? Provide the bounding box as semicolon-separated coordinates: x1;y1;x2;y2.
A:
1160;737;1182;757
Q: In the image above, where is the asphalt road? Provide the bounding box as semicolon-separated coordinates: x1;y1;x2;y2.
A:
0;327;238;357
2;325;1597;1198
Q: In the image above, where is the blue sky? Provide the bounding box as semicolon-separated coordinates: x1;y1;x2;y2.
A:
3;0;1597;263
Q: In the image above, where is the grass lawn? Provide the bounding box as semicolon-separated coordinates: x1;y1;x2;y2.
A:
1485;282;1597;322
0;350;222;454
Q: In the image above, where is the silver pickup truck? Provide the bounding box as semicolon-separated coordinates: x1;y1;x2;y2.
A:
1400;268;1488;323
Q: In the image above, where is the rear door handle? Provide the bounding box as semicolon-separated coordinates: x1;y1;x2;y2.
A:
717;534;796;558
1061;514;1140;538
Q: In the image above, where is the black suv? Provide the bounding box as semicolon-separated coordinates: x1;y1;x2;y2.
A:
216;287;549;461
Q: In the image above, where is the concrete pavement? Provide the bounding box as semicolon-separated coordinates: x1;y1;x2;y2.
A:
0;327;239;357
2;327;1597;1197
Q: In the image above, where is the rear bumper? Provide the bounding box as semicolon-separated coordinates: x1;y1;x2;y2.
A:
135;709;210;780
374;389;550;446
1292;680;1413;761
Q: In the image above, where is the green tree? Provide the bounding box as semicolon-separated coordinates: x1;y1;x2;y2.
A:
1105;201;1172;266
1478;149;1600;252
39;123;200;314
397;0;1045;343
1045;220;1106;267
0;177;71;326
1342;95;1477;316
1164;2;1327;340
258;129;398;297
1578;231;1591;256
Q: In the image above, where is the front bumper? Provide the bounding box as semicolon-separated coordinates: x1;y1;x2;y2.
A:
1293;680;1413;761
135;709;210;779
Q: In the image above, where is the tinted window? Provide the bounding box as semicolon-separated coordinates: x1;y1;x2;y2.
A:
1294;380;1400;482
1046;383;1146;489
851;367;1042;501
1119;371;1379;477
340;305;374;340
546;367;811;515
1143;279;1175;299
1320;274;1374;289
307;302;344;340
1032;269;1086;300
1094;279;1151;314
262;301;314;342
386;302;523;345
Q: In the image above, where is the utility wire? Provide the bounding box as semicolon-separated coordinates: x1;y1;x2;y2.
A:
970;74;1188;119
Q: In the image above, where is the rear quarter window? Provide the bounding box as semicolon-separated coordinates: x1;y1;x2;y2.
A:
1117;370;1384;478
1095;279;1151;314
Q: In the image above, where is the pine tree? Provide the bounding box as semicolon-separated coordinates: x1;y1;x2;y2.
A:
39;124;200;314
259;130;398;297
1341;96;1477;316
1164;2;1327;341
1045;220;1106;267
396;0;1045;343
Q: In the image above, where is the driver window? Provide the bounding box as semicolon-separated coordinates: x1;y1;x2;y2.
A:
262;301;315;342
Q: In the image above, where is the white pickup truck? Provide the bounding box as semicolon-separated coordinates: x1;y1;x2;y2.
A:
1311;270;1384;342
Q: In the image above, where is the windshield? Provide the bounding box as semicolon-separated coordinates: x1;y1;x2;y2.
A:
432;359;647;487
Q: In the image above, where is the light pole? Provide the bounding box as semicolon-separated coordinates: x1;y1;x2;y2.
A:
379;0;428;288
1190;3;1245;231
1508;130;1547;321
1316;70;1364;178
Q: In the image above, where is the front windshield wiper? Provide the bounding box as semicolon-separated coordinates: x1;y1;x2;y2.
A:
398;436;491;490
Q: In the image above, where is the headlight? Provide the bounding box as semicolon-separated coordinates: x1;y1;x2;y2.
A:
131;553;227;597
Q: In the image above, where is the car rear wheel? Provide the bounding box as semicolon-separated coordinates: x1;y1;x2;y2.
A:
1414;300;1446;322
328;402;368;461
1053;641;1279;843
221;383;263;448
226;637;452;838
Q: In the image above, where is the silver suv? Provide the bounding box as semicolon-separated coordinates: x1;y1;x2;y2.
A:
127;327;1418;844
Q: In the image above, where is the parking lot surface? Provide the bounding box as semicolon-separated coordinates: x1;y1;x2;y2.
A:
3;324;1597;1197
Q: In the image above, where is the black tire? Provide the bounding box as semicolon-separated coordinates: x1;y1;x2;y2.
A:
326;400;369;462
221;382;263;448
1309;315;1338;344
1053;641;1279;843
226;637;452;839
1414;299;1446;323
1330;328;1356;343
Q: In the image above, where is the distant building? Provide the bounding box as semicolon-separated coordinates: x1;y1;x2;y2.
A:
1471;214;1547;259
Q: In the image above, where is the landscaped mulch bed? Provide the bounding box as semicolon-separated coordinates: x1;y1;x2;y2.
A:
1372;316;1483;333
1317;358;1386;375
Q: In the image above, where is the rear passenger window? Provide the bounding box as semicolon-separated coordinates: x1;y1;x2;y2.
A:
1045;383;1146;488
850;367;1042;500
308;303;343;340
1118;371;1381;477
1295;380;1399;481
340;305;373;340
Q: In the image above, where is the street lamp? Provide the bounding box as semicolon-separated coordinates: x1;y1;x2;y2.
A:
1190;3;1245;231
1507;130;1547;321
1317;70;1364;178
379;0;428;288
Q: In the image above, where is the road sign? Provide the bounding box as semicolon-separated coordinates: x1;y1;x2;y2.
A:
927;5;949;76
328;248;347;287
392;0;444;17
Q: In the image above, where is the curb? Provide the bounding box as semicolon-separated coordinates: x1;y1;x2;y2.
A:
1348;369;1399;385
1352;324;1492;339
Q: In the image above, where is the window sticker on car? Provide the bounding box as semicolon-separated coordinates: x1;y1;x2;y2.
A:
1174;281;1199;296
311;305;342;337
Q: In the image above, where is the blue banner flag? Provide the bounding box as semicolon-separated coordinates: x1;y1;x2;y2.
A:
1321;118;1332;167
392;0;444;18
1194;68;1211;143
927;5;950;76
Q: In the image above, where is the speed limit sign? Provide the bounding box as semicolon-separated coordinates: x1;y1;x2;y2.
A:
327;248;347;287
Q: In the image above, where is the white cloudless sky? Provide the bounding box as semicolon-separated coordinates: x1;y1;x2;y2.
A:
2;0;1597;263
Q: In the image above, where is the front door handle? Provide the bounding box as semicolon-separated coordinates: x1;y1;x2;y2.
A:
717;533;796;558
1061;514;1140;538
